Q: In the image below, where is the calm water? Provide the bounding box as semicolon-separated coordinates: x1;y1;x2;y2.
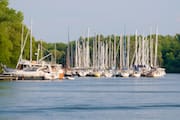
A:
0;74;180;120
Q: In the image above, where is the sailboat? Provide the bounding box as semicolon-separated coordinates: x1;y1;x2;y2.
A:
2;23;64;80
120;34;130;77
131;30;141;77
146;27;166;77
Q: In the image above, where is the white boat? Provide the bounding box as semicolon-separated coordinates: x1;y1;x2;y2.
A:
93;71;101;77
102;71;113;77
146;27;166;77
39;64;64;80
3;62;64;80
146;67;166;77
14;67;45;79
77;70;88;77
131;71;141;77
120;70;130;77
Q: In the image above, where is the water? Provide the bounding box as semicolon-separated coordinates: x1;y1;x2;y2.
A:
0;74;180;120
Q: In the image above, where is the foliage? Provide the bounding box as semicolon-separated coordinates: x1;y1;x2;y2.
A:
0;0;22;67
160;35;180;72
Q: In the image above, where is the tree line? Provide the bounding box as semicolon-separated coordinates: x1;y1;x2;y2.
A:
0;0;180;73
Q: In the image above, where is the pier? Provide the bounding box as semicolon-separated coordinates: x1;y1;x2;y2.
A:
0;74;18;80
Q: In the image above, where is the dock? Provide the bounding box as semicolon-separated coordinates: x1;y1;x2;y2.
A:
0;74;18;80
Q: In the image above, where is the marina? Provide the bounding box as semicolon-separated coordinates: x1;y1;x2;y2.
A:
0;27;166;80
64;27;166;79
0;1;179;120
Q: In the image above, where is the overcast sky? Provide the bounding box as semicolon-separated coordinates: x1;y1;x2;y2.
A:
9;0;180;43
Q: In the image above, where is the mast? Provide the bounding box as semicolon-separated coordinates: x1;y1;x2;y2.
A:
138;36;141;66
20;24;24;62
40;40;43;59
36;44;40;63
75;40;78;68
70;42;74;67
123;25;127;69
68;27;74;67
114;34;116;69
119;34;123;70
82;36;85;68
54;43;56;64
77;39;81;68
145;36;149;66
150;27;153;67
92;35;95;68
123;35;127;68
127;35;130;70
142;34;145;66
16;25;29;69
129;30;137;69
154;26;158;67
30;19;32;63
94;33;97;69
110;36;113;68
21;24;24;54
101;39;105;69
135;30;138;66
66;27;70;69
108;36;111;68
105;38;108;69
98;34;100;70
87;28;90;68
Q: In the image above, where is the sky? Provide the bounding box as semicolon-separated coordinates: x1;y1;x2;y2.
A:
9;0;180;43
